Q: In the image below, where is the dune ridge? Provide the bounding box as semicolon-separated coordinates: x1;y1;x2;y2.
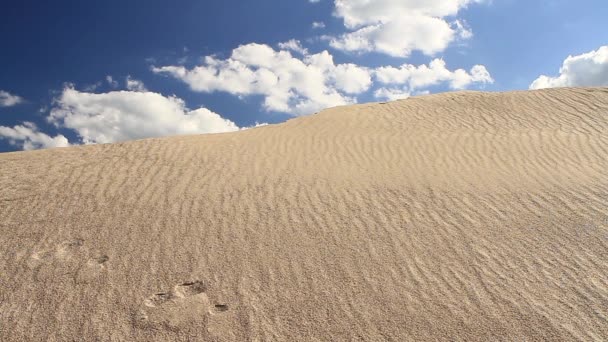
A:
1;87;608;341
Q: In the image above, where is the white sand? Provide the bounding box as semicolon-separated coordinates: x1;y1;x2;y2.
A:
1;87;607;341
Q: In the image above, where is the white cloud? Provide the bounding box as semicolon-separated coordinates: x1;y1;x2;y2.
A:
0;90;23;107
151;42;495;115
83;81;102;92
277;39;309;55
106;76;119;88
530;46;608;89
312;21;326;29
329;0;481;57
0;122;69;150
309;0;321;3
375;59;493;90
374;88;412;101
453;20;473;39
48;88;240;144
125;76;148;92
153;43;372;116
1;86;261;150
329;61;373;94
374;88;430;101
373;59;492;101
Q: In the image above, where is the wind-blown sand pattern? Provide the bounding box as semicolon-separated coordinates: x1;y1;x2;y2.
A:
1;87;608;341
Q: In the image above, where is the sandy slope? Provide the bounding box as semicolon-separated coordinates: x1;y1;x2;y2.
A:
1;87;608;341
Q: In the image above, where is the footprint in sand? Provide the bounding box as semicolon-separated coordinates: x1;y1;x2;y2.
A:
26;250;52;269
26;239;109;282
135;281;231;333
28;239;84;263
55;239;84;258
27;239;83;268
76;254;110;283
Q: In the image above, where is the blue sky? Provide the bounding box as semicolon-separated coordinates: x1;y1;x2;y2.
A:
1;0;607;152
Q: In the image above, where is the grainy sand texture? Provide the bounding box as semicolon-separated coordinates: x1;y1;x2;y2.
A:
1;87;608;341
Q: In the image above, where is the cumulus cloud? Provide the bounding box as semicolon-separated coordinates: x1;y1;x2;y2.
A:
375;58;493;90
153;43;372;115
277;39;309;55
373;59;492;100
47;88;240;144
453;19;473;39
329;0;481;57
373;88;433;101
106;75;119;88
152;42;494;114
0;90;23;107
530;46;608;89
126;76;148;92
312;21;326;29
83;81;103;92
0;122;69;150
373;88;413;101
1;86;250;150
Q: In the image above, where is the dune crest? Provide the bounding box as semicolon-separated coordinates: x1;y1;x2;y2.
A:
1;87;608;341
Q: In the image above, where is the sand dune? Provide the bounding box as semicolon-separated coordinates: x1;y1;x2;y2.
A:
1;87;608;341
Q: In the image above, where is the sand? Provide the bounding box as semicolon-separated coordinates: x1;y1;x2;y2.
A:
1;87;607;341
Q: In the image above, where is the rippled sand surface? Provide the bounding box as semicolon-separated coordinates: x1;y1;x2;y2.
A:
1;87;607;341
